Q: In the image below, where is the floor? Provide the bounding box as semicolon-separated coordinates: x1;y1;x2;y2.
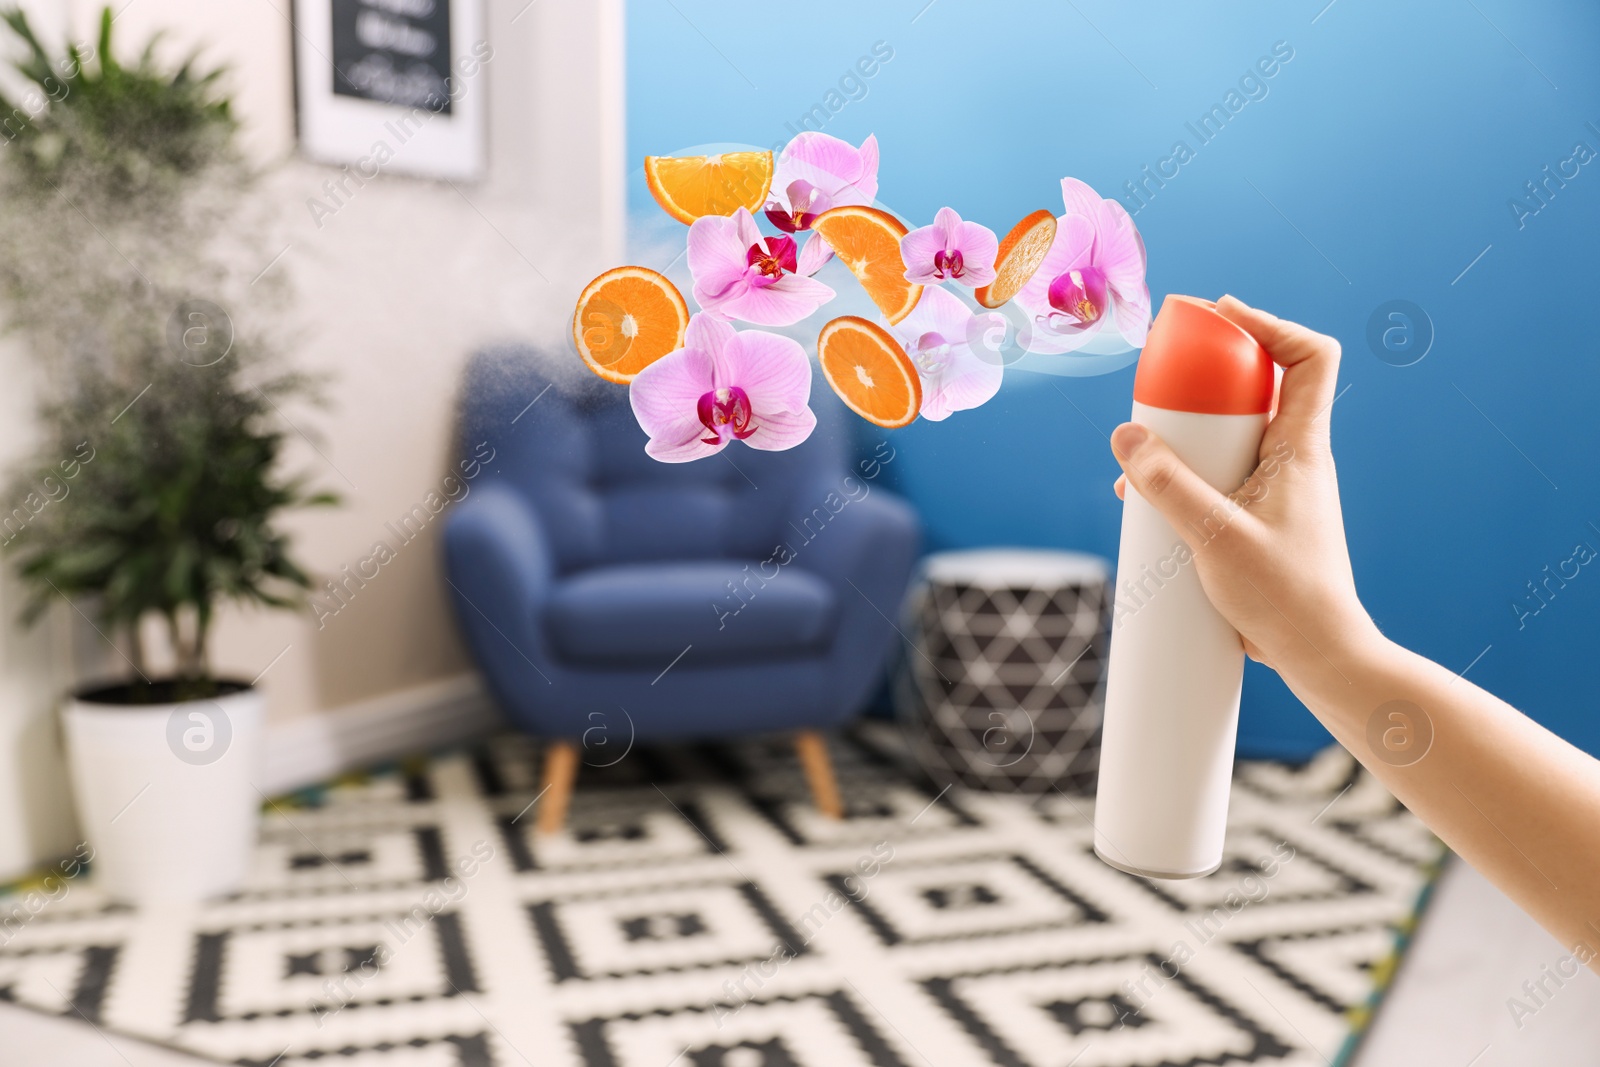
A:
1;857;1595;1066
1357;855;1600;1066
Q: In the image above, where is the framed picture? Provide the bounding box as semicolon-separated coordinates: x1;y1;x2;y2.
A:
293;0;487;181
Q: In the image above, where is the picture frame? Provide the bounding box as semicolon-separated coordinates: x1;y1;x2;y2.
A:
292;0;487;181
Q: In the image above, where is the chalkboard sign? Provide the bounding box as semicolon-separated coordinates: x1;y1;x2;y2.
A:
330;0;454;114
294;0;485;180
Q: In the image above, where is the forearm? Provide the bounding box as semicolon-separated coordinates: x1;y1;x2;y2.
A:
1110;296;1600;964
1281;630;1600;968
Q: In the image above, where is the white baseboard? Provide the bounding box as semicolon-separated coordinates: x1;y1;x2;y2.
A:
259;674;504;795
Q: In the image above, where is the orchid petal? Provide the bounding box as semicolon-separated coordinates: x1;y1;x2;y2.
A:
1095;205;1146;292
630;346;723;462
930;206;961;245
889;287;1005;420
893;284;972;344
685;313;737;377
952;219;999;287
706;272;836;327
1059;177;1107;224
772;235;798;275
646;434;725;463
689;208;835;325
1013;213;1095;317
1056;178;1150;335
853;134;880;203
900;207;999;288
777;132;859;179
1016;233;1105;354
742;406;818;451
919;353;1002;420
1097;203;1151;344
1038;314;1102;341
687;212;756;305
1048;265;1110;321
900;224;951;284
1033;306;1108;349
747;234;798;278
764;204;800;233
797;231;833;276
773;132;879;209
1113;289;1152;347
787;179;821;214
780;178;830;229
720;329;813;414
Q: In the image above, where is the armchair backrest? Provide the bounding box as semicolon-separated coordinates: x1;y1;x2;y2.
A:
456;345;853;574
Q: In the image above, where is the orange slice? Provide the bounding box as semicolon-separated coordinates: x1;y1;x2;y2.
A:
811;205;923;325
817;316;922;428
571;266;690;384
644;151;775;225
975;208;1058;309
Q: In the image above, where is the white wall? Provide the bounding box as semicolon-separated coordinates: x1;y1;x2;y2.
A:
0;0;624;876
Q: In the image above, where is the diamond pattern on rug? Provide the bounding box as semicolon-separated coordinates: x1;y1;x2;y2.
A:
0;729;1442;1067
496;792;730;873
828;853;1107;946
571;990;916;1067
922;954;1295;1067
527;876;806;982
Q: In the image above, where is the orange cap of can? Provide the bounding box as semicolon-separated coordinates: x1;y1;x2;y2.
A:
1133;295;1275;415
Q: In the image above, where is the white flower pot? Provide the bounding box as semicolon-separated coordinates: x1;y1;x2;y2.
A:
62;684;264;904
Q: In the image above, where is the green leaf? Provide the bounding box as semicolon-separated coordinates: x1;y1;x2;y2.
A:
0;6;334;682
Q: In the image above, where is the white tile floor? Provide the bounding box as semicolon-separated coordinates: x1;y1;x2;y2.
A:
1357;855;1600;1067
2;857;1596;1066
0;1005;209;1066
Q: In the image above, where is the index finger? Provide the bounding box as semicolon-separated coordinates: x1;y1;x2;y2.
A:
1215;294;1340;434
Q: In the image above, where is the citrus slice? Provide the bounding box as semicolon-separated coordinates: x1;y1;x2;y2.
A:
644;151;775;225
811;205;923;325
975;208;1058;309
571;266;690;384
817;316;922;428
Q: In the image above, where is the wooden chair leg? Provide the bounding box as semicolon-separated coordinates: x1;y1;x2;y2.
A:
795;730;843;819
536;740;579;835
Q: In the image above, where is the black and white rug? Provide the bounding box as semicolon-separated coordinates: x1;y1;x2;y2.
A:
0;729;1442;1067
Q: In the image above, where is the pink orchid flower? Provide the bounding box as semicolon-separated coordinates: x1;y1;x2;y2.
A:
764;132;881;275
888;286;1007;422
900;206;998;289
629;314;816;462
1014;178;1151;354
688;207;836;326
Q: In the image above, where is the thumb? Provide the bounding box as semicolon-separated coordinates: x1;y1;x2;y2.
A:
1110;423;1235;548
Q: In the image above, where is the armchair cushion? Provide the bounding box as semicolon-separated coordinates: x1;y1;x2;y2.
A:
544;560;838;666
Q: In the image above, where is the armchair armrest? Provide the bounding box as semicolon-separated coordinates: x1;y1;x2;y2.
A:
443;481;559;689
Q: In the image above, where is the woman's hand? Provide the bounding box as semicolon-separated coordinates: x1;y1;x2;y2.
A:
1113;297;1600;968
1108;295;1380;686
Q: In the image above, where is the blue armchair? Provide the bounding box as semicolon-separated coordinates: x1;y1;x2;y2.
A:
443;345;921;830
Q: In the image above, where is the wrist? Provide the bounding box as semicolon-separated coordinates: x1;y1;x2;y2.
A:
1273;608;1395;714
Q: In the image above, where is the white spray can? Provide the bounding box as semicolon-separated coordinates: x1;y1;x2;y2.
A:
1094;295;1276;879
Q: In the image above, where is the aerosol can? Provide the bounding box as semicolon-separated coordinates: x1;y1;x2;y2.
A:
1094;295;1276;879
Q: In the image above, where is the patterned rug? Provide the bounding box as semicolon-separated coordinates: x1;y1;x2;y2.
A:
0;728;1443;1067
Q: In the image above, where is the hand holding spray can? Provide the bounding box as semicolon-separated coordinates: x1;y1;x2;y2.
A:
1094;296;1276;879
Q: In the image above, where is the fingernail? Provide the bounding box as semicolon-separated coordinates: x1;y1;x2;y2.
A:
1110;422;1148;458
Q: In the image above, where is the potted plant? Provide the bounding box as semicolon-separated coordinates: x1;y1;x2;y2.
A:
0;9;334;901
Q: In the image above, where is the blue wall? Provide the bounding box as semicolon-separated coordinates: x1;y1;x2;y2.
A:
625;0;1600;759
